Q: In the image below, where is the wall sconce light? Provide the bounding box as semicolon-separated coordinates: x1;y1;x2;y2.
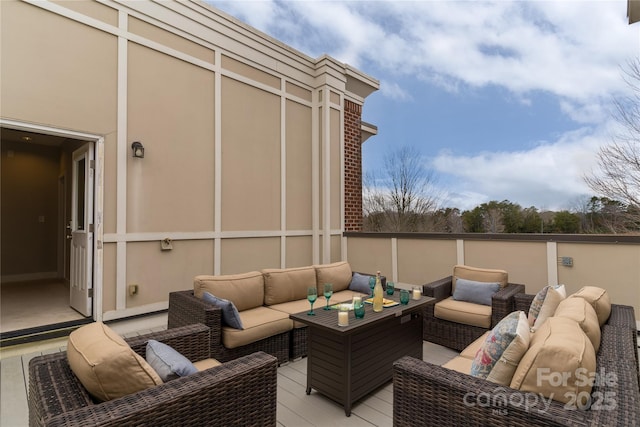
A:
131;141;145;158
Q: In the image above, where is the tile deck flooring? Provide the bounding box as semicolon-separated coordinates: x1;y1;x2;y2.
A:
0;312;459;427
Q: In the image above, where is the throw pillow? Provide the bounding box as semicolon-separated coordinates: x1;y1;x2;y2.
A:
67;322;162;402
568;286;611;326
202;292;244;329
349;272;372;294
528;284;566;330
146;340;198;382
470;311;530;385
452;278;500;306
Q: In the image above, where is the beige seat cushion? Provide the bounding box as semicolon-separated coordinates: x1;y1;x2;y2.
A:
510;317;596;404
442;356;473;374
262;266;316;306
222;306;292;349
193;358;222;371
67;322;162;402
268;299;314;328
194;272;264;311
453;265;508;292
314;261;352;293
434;297;492;328
569;286;611;326
554;297;601;352
460;331;491;359
269;290;358;328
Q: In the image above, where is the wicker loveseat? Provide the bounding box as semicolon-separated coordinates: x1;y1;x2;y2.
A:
168;261;382;364
28;324;278;427
422;265;525;351
393;297;640;426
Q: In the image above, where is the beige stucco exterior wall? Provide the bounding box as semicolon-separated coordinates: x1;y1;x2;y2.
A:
464;240;548;289
556;242;640;310
1;0;378;321
345;235;640;322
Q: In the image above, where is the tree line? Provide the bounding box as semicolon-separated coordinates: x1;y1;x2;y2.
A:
363;197;639;234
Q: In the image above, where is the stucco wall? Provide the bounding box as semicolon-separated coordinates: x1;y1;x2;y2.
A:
1;0;377;321
346;234;640;322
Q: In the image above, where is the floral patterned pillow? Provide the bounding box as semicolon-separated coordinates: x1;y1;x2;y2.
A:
528;284;566;330
470;311;530;385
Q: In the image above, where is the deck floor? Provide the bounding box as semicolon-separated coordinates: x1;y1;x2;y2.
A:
0;313;458;427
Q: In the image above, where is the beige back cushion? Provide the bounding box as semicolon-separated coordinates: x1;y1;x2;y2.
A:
510;317;596;404
554;297;601;352
453;265;508;292
568;286;611;326
262;266;316;305
67;322;162;402
194;271;264;312
314;261;352;293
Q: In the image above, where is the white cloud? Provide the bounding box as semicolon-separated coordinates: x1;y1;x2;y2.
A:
209;0;637;103
379;79;412;101
432;126;614;211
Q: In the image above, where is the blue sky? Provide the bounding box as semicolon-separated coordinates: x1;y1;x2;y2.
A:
208;0;639;211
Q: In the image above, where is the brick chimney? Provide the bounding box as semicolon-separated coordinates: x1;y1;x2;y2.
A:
344;99;363;232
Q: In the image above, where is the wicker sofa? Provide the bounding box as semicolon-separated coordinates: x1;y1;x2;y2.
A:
168;261;381;363
422;265;525;351
28;324;278;427
393;296;640;426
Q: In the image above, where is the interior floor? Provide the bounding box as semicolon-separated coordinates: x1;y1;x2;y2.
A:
0;279;86;333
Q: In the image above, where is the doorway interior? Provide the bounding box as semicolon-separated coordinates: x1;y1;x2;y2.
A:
1;127;93;338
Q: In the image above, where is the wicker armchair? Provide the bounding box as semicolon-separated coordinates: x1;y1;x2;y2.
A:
422;266;525;351
394;303;640;427
29;324;278;427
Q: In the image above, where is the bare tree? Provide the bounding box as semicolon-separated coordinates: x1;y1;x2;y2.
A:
584;58;640;231
363;146;441;232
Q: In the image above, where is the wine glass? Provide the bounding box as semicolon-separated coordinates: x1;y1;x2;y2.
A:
368;276;376;298
307;287;317;315
323;283;333;310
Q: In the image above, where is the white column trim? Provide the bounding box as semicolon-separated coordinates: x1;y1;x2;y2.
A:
322;87;331;263
456;239;465;265
311;89;320;264
116;10;128;311
214;50;223;275
391;238;398;282
280;79;287;268
547;242;558;286
93;137;105;322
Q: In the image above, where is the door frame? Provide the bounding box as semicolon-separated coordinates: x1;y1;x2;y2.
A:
0;119;104;322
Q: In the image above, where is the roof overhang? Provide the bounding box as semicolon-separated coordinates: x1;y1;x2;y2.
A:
361;121;378;143
629;0;640;24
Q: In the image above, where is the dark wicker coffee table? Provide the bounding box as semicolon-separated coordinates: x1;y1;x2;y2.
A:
290;293;434;416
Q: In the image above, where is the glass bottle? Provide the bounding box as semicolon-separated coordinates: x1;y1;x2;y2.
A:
373;271;383;312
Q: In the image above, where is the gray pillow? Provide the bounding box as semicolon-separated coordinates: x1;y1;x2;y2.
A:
349;272;372;294
146;340;197;382
202;292;244;329
453;278;500;306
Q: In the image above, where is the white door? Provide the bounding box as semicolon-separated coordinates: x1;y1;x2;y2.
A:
69;144;93;316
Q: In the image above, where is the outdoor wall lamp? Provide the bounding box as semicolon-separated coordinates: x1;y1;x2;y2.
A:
131;141;145;158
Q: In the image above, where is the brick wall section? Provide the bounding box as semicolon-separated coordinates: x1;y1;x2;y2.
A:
344;99;363;232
